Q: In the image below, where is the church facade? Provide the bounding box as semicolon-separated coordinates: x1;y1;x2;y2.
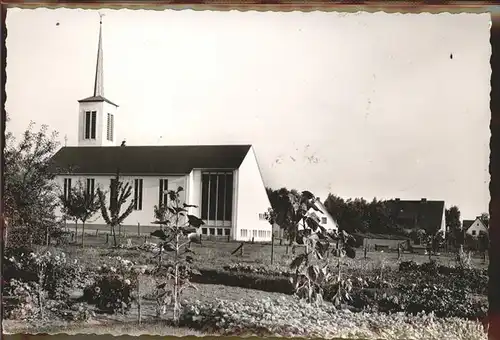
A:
49;17;273;242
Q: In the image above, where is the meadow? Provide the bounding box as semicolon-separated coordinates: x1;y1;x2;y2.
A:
2;231;490;339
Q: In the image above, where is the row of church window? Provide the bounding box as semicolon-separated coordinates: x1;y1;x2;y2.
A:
62;173;235;223
240;229;271;238
83;111;114;142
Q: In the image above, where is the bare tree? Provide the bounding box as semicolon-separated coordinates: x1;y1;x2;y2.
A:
97;171;135;247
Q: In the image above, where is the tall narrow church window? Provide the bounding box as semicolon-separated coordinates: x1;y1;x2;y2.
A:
134;179;143;211
86;178;95;196
159;179;168;207
84;111;97;140
106;113;114;142
63;178;72;201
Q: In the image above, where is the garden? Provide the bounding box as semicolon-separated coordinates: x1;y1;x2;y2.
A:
2;121;490;339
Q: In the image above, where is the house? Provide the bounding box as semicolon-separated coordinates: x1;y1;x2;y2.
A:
298;198;339;233
463;217;488;237
270;198;339;240
48;17;273;242
386;198;446;236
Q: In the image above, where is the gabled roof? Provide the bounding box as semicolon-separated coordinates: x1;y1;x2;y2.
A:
463;218;487;231
48;145;252;175
386;199;445;233
78;95;118;107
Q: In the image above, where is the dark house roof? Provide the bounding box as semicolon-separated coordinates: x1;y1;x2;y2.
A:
78;95;118;107
462;220;474;230
386;198;445;234
48;145;252;175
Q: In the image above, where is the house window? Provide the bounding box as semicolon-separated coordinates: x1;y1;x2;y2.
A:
224;228;231;236
472;230;477;236
63;178;72;201
267;231;271;238
252;230;257;237
84;111;97;140
106;113;114;141
159;179;169;207
240;229;247;238
321;217;327;224
209;228;215;235
134;179;143;211
258;213;266;220
217;228;223;236
86;178;95;196
202;227;208;235
201;171;234;224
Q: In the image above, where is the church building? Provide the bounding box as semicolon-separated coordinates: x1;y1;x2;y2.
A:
49;17;273;242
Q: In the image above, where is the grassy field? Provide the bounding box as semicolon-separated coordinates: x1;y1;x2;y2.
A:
56;232;489;271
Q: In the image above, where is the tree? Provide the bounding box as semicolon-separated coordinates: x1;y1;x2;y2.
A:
69;180;101;247
149;186;204;324
59;187;82;242
445;206;461;247
479;212;490;228
97;171;135;247
4;119;61;247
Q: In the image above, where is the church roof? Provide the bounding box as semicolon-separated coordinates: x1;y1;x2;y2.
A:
78;95;118;107
48;145;252;175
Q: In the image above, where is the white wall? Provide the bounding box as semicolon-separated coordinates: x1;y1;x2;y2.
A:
466;218;488;237
440;207;446;235
55;174;187;228
77;101;117;147
187;170;202;217
234;146;272;242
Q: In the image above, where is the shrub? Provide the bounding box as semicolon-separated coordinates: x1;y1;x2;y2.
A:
82;257;140;314
3;248;86;300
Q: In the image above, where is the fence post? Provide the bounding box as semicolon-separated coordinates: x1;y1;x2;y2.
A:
286;245;289;255
240;243;244;256
364;246;367;259
96;229;99;237
227;235;230;242
106;233;109;244
280;238;283;246
252;237;255;244
138;223;140;236
271;232;274;265
397;245;401;260
144;235;147;244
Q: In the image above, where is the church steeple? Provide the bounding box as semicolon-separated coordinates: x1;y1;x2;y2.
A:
77;13;118;148
93;14;104;97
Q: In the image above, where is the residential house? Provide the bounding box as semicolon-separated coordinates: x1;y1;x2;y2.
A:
463;217;488;237
48;18;272;242
386;198;446;236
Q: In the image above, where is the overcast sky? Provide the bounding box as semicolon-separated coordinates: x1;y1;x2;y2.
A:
6;8;491;219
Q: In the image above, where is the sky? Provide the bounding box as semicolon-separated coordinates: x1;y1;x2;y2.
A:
5;8;491;219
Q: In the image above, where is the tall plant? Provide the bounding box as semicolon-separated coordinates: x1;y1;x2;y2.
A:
264;190;356;306
97;171;135;247
149;186;204;325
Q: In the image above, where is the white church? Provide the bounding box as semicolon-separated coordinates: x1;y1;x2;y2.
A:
49;18;273;242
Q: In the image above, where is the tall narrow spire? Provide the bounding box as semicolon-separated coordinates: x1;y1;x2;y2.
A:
93;13;104;97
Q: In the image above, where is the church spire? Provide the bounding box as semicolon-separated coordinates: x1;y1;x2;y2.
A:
93;13;104;97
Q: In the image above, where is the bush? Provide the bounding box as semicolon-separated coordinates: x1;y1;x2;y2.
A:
192;269;294;295
82;257;139;314
3;248;86;300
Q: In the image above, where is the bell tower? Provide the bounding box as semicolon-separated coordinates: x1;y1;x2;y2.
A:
77;13;118;147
